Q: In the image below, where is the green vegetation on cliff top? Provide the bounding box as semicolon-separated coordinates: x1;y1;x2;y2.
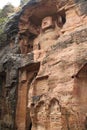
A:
0;3;14;45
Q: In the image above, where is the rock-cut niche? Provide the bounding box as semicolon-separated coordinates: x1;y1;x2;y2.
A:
49;98;61;130
17;9;66;54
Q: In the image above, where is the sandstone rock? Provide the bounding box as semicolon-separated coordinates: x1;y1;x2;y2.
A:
0;0;87;130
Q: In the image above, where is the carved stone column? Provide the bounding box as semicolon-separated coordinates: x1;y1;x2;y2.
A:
16;63;40;130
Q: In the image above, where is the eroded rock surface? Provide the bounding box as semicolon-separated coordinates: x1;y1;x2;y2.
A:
0;0;87;130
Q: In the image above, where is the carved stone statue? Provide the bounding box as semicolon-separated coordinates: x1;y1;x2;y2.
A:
41;16;55;32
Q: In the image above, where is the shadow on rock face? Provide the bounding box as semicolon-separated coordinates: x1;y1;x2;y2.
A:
74;0;87;15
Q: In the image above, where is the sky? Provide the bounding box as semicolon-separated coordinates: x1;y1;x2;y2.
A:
0;0;20;9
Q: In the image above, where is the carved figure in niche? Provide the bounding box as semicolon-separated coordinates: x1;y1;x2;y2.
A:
33;13;66;60
41;16;55;32
19;34;29;54
50;99;60;115
37;102;46;122
49;99;62;130
41;14;64;33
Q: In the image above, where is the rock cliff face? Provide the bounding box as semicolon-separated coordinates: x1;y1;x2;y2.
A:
0;0;87;130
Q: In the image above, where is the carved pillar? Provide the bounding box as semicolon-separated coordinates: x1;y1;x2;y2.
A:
16;63;40;130
16;70;28;130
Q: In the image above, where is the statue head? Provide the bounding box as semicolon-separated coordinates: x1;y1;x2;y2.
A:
41;16;55;32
